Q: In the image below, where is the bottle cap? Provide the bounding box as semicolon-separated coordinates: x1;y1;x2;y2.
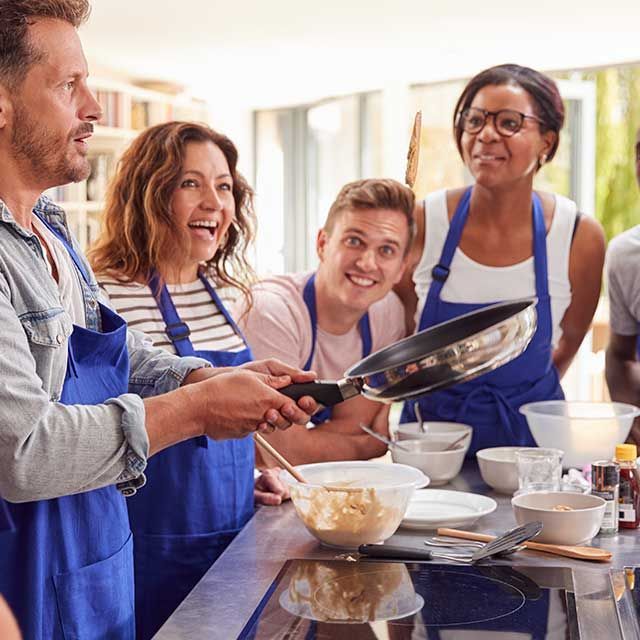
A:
615;444;638;461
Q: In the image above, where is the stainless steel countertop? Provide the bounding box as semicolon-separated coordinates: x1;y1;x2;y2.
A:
155;460;640;639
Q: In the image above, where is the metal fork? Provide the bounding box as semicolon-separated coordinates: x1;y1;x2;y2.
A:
358;521;542;564
423;537;526;558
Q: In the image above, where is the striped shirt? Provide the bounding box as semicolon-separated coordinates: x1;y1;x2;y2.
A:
99;276;246;354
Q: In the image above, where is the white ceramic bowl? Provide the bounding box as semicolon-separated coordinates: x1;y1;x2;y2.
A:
476;447;534;494
395;421;473;445
391;437;469;486
511;491;606;544
520;401;640;468
281;461;429;549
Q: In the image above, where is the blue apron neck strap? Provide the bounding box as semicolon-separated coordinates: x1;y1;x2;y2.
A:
32;210;92;285
419;188;551;330
531;192;550;300
302;273;373;372
302;274;320;371
359;311;373;358
418;187;472;329
197;271;250;347
148;270;249;358
148;270;195;357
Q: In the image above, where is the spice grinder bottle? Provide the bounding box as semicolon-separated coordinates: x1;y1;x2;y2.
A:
591;460;620;535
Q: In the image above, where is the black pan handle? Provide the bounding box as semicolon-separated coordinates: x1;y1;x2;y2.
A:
279;381;346;407
358;544;434;560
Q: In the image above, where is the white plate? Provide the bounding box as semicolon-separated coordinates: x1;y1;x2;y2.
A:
400;489;497;530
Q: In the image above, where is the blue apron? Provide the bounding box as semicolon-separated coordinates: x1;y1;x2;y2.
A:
127;270;255;640
0;217;134;639
401;188;564;455
302;273;372;424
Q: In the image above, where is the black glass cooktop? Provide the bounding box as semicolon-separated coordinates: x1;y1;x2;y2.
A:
239;560;579;639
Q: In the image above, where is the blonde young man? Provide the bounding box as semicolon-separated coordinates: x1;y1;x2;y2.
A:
238;179;415;465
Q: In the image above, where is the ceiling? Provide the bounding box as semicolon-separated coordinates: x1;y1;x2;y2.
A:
82;0;640;109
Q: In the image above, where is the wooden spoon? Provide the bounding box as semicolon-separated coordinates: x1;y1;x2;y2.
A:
254;433;306;483
253;434;363;492
405;111;422;189
437;527;612;562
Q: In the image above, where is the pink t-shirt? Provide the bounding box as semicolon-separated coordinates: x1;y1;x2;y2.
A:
235;271;406;378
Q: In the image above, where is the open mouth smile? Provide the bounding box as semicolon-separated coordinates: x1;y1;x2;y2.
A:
346;273;377;288
188;219;219;240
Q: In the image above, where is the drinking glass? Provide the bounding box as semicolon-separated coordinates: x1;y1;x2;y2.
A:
515;448;564;493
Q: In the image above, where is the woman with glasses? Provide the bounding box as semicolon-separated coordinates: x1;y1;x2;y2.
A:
398;64;605;455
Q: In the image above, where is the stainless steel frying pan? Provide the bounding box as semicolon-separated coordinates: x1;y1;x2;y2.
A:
280;298;537;406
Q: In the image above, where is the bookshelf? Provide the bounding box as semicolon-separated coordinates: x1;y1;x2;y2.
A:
46;77;211;250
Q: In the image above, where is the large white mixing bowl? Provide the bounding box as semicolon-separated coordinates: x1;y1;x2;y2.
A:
281;461;429;549
520;401;640;468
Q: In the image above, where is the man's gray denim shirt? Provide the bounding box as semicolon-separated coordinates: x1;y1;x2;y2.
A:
0;196;210;502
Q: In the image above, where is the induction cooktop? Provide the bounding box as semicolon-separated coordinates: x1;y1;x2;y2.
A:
238;559;579;639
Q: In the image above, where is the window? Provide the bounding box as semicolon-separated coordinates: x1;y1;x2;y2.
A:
254;92;382;274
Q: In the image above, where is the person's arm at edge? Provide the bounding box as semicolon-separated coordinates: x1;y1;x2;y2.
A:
0;596;20;640
553;214;606;378
606;332;640;444
256;402;390;467
605;236;640;445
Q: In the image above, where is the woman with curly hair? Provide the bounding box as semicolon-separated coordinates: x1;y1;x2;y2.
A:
90;121;290;639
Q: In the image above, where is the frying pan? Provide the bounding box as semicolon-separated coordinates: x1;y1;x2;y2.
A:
280;298;537;407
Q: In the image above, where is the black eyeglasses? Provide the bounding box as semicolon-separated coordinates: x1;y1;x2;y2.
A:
458;107;545;137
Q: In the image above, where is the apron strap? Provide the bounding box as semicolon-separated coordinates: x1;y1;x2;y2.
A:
148;271;195;357
418;188;552;335
418;187;472;330
32;211;92;285
302;273;372;371
148;270;250;359
302;275;320;371
197;272;250;348
530;193;553;339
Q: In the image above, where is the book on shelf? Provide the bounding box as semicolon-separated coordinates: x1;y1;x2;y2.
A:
130;100;150;130
96;90;124;128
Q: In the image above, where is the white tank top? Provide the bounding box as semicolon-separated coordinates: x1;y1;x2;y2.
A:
413;189;576;347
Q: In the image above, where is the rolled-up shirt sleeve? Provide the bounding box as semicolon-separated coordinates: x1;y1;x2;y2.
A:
0;286;210;503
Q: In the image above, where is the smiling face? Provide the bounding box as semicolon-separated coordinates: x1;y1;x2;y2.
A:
316;207;410;314
170;141;236;276
461;84;556;190
1;18;101;190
